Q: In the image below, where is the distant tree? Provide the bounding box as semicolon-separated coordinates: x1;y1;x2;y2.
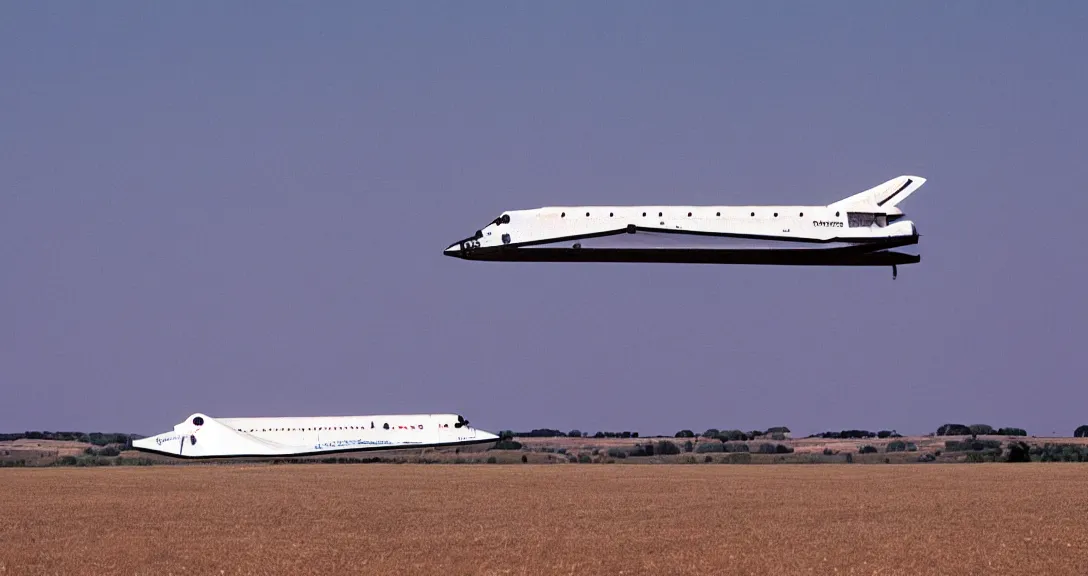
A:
944;439;1001;452
675;430;695;438
632;432;639;438
655;440;681;455
519;429;565;438
567;430;582;438
810;430;876;439
937;424;972;436
765;426;791;435
886;440;908;452
1006;442;1031;463
1075;425;1088;438
682;440;694;453
877;430;892;439
997;428;1027;436
969;424;995;436
695;442;724;454
718;430;749;442
702;428;721;439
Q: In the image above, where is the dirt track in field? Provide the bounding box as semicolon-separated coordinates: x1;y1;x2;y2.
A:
1;464;1086;575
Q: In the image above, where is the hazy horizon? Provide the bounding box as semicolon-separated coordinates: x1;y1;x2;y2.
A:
3;2;1087;438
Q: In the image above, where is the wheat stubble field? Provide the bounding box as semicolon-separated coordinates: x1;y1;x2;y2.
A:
1;464;1086;576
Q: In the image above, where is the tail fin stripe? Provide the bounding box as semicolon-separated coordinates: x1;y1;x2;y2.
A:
876;178;913;207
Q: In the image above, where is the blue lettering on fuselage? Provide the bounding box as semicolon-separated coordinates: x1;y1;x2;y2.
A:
156;435;182;446
313;438;397;450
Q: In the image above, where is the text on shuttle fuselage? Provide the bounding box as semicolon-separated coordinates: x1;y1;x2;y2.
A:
813;220;843;228
314;439;398;450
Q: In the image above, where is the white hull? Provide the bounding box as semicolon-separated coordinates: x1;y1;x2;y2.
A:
444;175;926;269
132;413;499;459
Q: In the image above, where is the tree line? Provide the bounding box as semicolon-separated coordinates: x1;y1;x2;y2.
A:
673;427;791;441
0;431;142;446
935;424;1028;436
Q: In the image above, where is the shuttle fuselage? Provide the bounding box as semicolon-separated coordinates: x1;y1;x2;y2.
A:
444;176;927;274
132;413;499;459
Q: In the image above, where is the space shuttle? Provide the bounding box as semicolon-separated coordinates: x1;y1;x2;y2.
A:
444;175;927;278
132;412;500;459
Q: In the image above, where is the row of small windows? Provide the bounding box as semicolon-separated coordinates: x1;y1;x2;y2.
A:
232;422;458;433
193;415;460;435
236;423;388;432
559;211;842;218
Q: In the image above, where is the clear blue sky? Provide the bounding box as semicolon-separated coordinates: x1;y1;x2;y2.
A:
2;1;1086;437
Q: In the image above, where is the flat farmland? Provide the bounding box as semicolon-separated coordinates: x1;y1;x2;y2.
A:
2;465;1086;576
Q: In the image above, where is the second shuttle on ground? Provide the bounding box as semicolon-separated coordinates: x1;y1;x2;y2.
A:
132;412;500;459
444;175;927;278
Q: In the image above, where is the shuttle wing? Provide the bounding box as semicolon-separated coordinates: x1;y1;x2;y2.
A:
828;175;926;211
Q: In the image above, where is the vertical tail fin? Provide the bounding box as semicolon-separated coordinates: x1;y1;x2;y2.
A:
829;176;926;211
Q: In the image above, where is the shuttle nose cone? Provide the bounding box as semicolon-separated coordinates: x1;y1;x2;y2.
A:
445;230;483;257
474;429;501;451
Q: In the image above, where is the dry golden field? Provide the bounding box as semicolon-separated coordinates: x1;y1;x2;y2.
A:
2;464;1087;576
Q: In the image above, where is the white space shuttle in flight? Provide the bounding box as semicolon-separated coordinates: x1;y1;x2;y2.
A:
444;175;927;278
132;412;500;459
